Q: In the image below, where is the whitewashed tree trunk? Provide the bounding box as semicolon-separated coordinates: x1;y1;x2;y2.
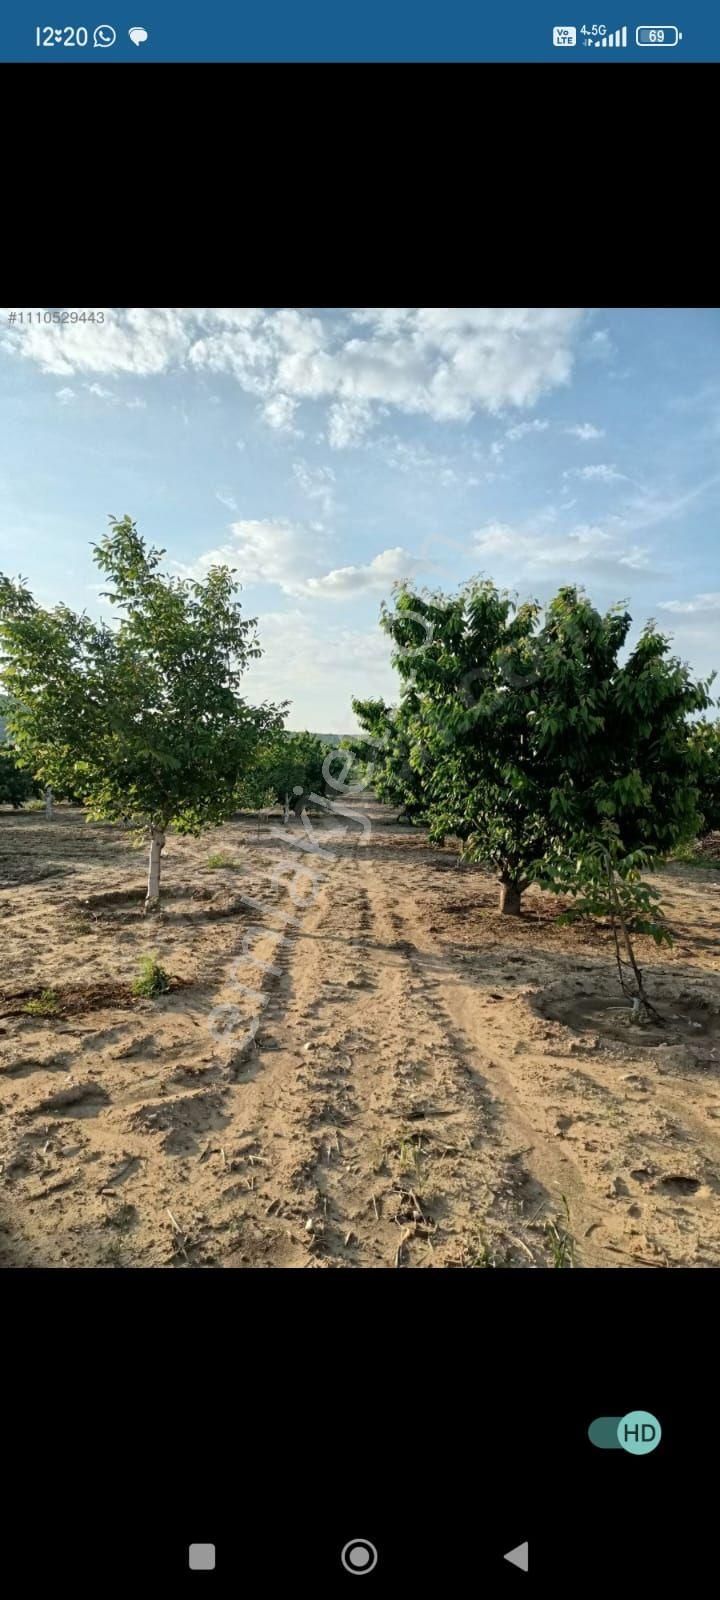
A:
44;786;54;820
283;793;290;826
145;826;165;913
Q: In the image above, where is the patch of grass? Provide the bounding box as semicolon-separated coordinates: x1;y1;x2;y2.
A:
669;843;720;870
398;1136;425;1179
544;1195;575;1268
206;851;238;870
670;841;699;864
22;988;59;1017
131;953;171;998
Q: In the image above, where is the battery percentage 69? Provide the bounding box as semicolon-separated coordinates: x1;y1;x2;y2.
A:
635;24;682;44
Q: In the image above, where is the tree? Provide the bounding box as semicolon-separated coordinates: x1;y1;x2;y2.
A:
0;693;40;807
0;516;284;909
349;695;428;822
376;581;714;914
540;822;672;1024
690;719;720;836
241;729;329;822
0;744;40;808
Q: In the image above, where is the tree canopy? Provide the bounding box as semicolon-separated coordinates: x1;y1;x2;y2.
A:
690;719;720;836
349;694;428;822
240;728;329;818
0;516;284;904
0;745;39;808
0;692;39;807
372;580;715;912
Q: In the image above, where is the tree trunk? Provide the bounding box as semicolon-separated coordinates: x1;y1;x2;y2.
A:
283;793;290;826
499;879;522;915
145;826;165;913
45;786;54;820
603;852;663;1026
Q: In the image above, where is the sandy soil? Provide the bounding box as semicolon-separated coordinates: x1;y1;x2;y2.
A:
1;800;719;1269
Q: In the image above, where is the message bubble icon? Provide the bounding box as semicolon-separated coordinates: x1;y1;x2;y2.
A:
129;26;149;45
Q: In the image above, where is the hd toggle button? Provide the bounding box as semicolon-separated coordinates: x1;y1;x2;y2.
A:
588;1411;661;1455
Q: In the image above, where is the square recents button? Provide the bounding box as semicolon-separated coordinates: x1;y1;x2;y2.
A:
189;1545;216;1571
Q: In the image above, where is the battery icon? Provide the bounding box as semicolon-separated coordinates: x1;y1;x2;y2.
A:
635;24;682;44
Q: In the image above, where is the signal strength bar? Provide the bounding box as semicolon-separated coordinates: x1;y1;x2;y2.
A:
595;24;628;43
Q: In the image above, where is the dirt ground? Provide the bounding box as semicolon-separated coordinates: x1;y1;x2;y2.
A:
1;799;719;1269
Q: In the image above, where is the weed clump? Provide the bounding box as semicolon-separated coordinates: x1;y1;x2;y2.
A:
544;1196;575;1268
132;954;171;998
22;988;59;1016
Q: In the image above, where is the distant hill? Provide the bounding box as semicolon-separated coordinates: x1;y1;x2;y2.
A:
284;732;358;747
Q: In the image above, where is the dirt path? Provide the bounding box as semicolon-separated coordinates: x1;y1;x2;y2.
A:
1;800;719;1267
213;814;543;1270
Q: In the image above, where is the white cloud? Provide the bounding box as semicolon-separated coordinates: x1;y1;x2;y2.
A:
299;546;424;599
26;308;194;378
261;392;302;434
243;609;395;731
617;546;654;570
658;593;720;615
471;520;651;575
563;463;627;483
7;306;587;447
383;437;441;473
175;519;314;596
504;418;550;443
175;518;423;603
491;417;550;459
84;382;146;409
327;399;374;449
292;459;336;516
55;387;75;404
566;422;605;440
215;490;238;512
378;435;483;488
471;521;525;556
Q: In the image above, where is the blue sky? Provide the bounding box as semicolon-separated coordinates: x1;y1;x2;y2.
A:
1;307;718;731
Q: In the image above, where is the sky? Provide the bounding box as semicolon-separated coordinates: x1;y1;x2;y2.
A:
0;306;718;732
